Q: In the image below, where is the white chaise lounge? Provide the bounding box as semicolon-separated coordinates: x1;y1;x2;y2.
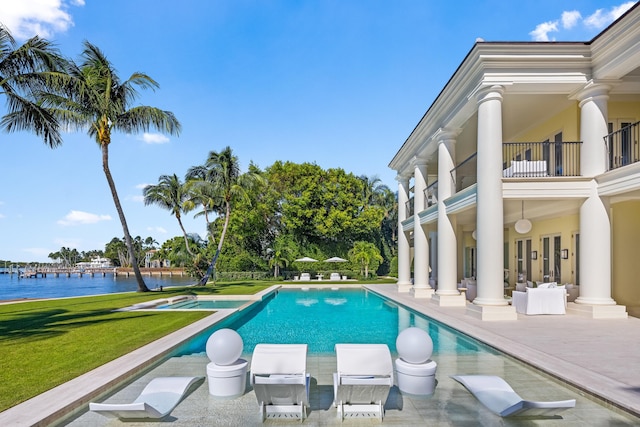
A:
333;343;394;421
250;344;310;422
89;376;203;420
451;375;576;417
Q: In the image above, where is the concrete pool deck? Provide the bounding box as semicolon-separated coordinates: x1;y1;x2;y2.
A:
1;284;640;426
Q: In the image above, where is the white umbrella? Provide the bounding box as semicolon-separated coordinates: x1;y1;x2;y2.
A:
324;257;347;263
295;256;318;262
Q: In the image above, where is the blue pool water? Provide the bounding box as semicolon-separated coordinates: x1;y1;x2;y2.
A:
175;288;492;356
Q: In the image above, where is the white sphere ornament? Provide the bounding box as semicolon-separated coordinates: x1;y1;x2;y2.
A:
206;328;243;366
396;327;433;364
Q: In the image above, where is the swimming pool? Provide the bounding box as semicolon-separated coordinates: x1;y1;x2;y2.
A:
175;287;493;356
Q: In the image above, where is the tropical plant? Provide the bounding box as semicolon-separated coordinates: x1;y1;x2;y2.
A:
268;235;295;278
0;24;67;147
143;174;194;257
187;146;262;284
348;241;383;278
43;42;181;292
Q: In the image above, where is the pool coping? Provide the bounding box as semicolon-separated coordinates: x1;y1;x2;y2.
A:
365;284;640;418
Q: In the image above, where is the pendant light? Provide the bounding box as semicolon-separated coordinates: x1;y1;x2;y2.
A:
515;200;532;234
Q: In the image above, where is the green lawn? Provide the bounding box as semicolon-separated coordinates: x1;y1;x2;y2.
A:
0;282;271;411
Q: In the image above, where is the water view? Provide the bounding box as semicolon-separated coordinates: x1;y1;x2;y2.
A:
0;272;195;301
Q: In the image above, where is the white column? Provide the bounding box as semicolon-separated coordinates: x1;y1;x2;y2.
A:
577;183;615;305
397;176;412;291
412;161;432;298
572;83;625;317
474;86;509;307
434;132;465;306
578;82;610;177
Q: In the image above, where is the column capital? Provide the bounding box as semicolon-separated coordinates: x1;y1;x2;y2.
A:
434;127;461;145
410;156;428;169
572;80;614;106
474;84;505;105
395;173;411;183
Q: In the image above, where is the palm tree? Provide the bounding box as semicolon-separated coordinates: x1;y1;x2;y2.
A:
44;42;181;292
143;174;195;257
188;146;262;285
184;168;223;244
0;23;66;146
349;241;383;278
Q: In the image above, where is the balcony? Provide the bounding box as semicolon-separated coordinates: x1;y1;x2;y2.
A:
452;153;477;192
605;121;640;171
424;181;438;208
502;141;582;177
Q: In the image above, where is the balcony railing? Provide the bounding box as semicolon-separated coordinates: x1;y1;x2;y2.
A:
605;121;640;171
502;141;581;177
424;181;438;208
451;153;477;192
405;198;414;217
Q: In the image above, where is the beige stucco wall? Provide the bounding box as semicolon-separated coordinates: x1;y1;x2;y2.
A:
612;200;640;309
506;214;579;285
514;104;580;142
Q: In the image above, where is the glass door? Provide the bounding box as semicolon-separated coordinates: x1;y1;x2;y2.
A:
516;238;532;282
542;235;561;282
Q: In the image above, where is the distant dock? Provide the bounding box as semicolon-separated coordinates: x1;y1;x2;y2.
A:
4;267;186;279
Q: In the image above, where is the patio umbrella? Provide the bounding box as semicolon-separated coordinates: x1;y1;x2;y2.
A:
295;256;318;262
324;257;347;263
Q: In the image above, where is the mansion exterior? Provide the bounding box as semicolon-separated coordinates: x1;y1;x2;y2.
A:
389;4;640;320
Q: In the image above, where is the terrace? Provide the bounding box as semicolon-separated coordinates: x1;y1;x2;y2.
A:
2;285;640;426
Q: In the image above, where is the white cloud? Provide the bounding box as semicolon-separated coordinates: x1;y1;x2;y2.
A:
57;210;112;226
561;10;582;29
585;2;635;29
129;195;145;203
23;247;53;257
531;2;636;40
0;0;85;39
54;237;81;248
0;213;5;219
529;20;558;41
136;183;151;189
139;133;170;144
147;226;167;234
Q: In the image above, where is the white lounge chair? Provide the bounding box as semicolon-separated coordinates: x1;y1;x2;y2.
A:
89;376;203;420
451;375;576;417
333;344;394;421
330;272;341;281
299;273;311;281
250;344;310;422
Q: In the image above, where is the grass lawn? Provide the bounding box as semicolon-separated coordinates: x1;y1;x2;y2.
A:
0;282;271;411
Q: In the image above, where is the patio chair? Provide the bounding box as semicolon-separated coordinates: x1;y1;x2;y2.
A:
299;273;311;281
333;344;394;421
250;344;310;422
451;375;576;417
89;376;203;420
330;272;341;281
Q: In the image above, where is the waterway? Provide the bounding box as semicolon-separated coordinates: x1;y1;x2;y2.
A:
0;272;195;301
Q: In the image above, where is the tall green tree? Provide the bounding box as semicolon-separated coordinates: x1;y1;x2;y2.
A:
0;24;66;146
44;42;181;292
143;174;194;257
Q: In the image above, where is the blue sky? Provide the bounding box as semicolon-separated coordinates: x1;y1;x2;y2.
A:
0;0;635;263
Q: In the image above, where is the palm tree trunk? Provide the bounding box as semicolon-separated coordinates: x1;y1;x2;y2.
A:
102;143;149;292
198;200;231;285
176;214;195;257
